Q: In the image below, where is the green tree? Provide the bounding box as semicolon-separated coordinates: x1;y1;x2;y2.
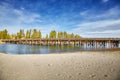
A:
58;32;61;39
75;34;81;39
3;29;8;39
31;29;42;39
11;34;17;39
45;34;48;39
37;30;42;38
50;30;56;39
31;29;37;39
58;32;63;39
25;29;32;39
0;31;3;39
0;29;82;39
70;33;74;38
0;29;11;39
63;31;67;38
16;29;25;39
25;30;29;39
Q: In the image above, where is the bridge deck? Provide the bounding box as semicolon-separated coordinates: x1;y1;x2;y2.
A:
1;38;120;48
2;38;120;41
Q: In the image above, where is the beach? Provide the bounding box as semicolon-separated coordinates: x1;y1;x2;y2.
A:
0;51;120;80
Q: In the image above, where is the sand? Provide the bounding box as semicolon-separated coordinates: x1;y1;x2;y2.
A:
0;51;120;80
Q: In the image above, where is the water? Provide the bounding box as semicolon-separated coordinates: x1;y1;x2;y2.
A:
0;44;119;54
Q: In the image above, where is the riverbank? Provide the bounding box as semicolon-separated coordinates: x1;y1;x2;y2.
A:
0;51;120;80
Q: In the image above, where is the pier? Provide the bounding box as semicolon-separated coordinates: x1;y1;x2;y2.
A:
1;38;120;48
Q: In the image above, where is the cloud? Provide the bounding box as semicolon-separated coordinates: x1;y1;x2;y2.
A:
80;6;120;20
77;19;120;29
0;1;120;38
85;30;120;34
76;6;120;37
102;0;109;3
13;9;41;24
71;19;120;38
0;2;61;36
83;29;120;38
0;2;41;33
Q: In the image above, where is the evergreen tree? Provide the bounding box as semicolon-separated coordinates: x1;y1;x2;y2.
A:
75;34;81;39
25;29;32;39
63;31;67;38
0;29;10;39
0;29;82;39
25;30;29;39
50;30;56;39
31;29;37;39
71;33;75;38
31;29;42;39
16;29;25;39
45;34;48;39
37;30;42;38
58;32;60;39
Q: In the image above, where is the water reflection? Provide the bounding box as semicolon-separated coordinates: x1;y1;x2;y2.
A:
0;44;119;54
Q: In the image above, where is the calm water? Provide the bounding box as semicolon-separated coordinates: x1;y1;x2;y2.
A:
0;44;119;54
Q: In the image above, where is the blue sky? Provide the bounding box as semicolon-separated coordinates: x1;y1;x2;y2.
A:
0;0;120;37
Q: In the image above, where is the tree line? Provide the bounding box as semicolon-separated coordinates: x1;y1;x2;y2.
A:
0;29;82;39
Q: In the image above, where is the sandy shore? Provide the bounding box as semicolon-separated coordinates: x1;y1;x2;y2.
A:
0;51;120;80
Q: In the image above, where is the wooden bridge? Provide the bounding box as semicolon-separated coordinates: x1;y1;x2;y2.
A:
1;38;120;48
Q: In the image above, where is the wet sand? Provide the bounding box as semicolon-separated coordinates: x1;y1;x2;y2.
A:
0;51;120;80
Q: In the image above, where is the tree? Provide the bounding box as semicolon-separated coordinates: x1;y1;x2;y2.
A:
49;30;56;39
37;30;42;38
28;29;32;39
63;31;67;38
58;32;60;39
0;29;11;39
0;29;82;39
25;30;29;39
25;30;32;39
71;33;75;38
11;34;17;39
31;29;37;39
57;32;63;39
16;29;25;39
0;31;3;39
75;34;81;39
3;29;8;39
31;29;42;39
45;34;48;39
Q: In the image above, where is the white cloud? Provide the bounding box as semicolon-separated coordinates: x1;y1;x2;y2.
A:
102;0;109;3
0;2;42;33
85;30;120;34
71;19;120;38
77;19;120;29
82;30;120;38
13;9;41;23
0;2;61;36
80;6;120;20
78;6;120;37
95;6;120;19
